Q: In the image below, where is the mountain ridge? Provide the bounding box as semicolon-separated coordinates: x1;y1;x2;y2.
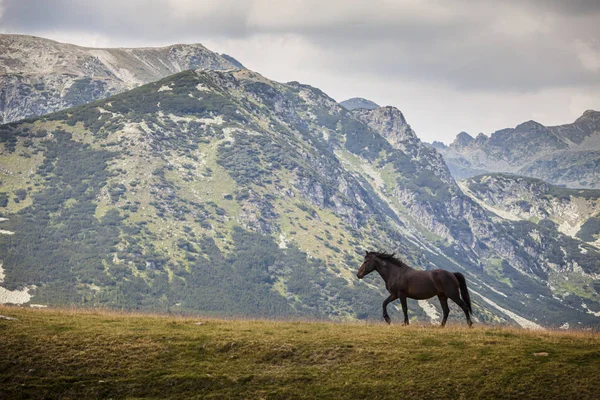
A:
0;34;243;124
1;67;598;327
434;110;600;188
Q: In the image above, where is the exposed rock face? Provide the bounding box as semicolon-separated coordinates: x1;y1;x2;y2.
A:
339;97;379;111
0;34;242;123
461;174;600;244
435;111;600;188
353;106;454;185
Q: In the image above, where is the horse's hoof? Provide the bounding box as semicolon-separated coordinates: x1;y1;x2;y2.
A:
383;316;391;324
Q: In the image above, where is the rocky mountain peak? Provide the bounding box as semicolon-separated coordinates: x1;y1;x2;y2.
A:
474;133;488;145
351;106;415;145
452;131;475;149
514;120;546;133
574;109;600;125
339;97;380;111
430;140;447;150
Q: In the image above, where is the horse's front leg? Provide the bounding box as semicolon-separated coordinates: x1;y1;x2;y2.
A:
382;294;397;324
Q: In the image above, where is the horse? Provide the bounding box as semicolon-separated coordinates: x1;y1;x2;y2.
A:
356;251;473;327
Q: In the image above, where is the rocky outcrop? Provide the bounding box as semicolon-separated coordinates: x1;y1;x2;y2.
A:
461;174;600;241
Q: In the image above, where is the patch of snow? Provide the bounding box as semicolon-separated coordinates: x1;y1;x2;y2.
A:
458;182;521;221
581;302;600;317
418;300;440;323
196;83;211;92
0;263;33;305
0;285;32;305
158;85;172;92
560;322;570;329
470;288;544;330
480;281;508;298
29;304;48;308
278;233;288;249
0;229;15;235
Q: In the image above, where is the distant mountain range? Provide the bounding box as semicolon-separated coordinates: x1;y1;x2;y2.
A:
0;34;243;123
0;35;599;328
431;111;600;189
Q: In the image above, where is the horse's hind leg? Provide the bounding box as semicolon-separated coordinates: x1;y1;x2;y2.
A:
399;295;409;326
449;295;473;327
438;295;449;327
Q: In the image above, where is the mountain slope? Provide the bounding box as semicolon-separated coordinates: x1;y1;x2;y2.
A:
461;174;600;242
0;68;599;327
0;34;242;123
435;111;600;188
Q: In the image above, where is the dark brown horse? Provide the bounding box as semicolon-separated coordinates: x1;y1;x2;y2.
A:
357;251;473;327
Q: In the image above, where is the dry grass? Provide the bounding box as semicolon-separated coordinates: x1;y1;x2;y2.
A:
1;305;599;399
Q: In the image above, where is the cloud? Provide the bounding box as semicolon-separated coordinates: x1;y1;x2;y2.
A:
0;0;598;142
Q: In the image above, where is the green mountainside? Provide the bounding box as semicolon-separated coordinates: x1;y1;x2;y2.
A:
1;68;599;327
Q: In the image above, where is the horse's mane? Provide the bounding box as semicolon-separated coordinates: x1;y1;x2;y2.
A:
371;252;409;268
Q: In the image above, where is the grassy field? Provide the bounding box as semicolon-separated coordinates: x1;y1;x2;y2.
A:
1;306;599;399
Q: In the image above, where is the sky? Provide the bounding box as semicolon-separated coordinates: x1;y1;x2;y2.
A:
1;0;599;144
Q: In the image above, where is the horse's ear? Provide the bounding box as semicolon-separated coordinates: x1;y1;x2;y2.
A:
365;250;369;256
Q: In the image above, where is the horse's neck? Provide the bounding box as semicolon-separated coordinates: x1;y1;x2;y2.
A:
375;261;402;283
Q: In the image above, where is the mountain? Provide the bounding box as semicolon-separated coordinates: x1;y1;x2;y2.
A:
0;34;243;123
435;111;600;188
339;97;379;111
0;67;599;327
460;174;600;246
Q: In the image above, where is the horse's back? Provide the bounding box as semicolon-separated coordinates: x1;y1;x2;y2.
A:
403;269;439;299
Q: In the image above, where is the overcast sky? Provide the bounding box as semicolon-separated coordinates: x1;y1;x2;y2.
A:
1;0;599;143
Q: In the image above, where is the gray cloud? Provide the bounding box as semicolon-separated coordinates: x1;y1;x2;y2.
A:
2;0;598;92
0;0;598;141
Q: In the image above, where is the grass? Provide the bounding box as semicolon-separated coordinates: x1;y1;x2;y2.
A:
1;306;600;399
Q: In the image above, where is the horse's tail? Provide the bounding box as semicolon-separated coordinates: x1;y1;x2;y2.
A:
454;272;472;315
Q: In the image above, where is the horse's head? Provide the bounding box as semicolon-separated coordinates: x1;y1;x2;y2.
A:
357;251;378;279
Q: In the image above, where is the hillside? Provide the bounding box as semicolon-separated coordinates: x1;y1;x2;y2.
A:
460;174;600;246
0;34;242;123
0;68;599;328
1;306;600;399
433;111;600;189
